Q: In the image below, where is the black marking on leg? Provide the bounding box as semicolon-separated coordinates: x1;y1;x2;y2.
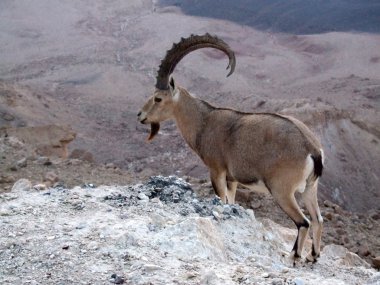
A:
292;235;299;256
312;244;317;257
296;218;310;230
292;219;309;259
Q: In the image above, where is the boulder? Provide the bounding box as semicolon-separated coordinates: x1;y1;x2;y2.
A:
11;178;32;192
320;244;371;268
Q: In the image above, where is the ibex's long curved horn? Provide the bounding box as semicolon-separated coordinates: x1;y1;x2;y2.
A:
155;33;236;90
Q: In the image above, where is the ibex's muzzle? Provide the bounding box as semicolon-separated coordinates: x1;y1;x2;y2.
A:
137;111;147;124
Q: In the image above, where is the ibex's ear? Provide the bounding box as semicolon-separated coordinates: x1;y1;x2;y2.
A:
169;76;176;93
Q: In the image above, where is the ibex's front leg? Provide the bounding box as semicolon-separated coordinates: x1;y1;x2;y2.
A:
210;170;227;203
227;181;238;204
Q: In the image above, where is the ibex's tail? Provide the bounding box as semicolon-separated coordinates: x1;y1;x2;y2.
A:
311;151;324;178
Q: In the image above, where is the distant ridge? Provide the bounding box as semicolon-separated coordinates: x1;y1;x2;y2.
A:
159;0;380;34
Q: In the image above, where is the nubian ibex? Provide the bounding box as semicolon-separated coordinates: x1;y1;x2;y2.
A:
138;34;324;263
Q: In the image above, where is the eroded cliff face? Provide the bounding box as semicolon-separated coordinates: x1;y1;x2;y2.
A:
0;176;378;285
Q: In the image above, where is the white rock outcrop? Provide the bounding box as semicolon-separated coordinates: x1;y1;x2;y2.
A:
0;176;377;284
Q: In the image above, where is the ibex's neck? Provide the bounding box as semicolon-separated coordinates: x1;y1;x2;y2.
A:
173;87;214;151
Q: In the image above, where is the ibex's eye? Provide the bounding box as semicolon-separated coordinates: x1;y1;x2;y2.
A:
154;97;162;103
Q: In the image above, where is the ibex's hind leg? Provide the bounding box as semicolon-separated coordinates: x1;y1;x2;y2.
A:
226;181;238;204
302;182;323;262
210;170;227;203
271;189;310;263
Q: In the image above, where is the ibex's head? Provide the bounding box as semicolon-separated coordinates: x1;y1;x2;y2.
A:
137;33;236;141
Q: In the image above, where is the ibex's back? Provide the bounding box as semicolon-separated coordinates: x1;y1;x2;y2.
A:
198;108;322;183
137;34;325;264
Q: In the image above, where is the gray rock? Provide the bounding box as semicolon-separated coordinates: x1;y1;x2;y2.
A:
11;178;32;192
16;158;27;168
36;156;52;165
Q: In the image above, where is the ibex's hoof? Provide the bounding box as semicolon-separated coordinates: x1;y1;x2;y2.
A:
306;253;319;263
288;251;302;267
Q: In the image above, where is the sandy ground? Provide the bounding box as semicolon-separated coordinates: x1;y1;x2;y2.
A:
0;1;379;210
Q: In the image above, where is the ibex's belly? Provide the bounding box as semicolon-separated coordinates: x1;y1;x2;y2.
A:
240;180;271;194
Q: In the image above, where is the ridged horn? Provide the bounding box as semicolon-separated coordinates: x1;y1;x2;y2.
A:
155;33;236;90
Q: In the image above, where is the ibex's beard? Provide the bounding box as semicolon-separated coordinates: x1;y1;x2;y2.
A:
147;122;160;141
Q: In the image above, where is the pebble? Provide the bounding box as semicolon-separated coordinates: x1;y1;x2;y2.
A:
246;209;255;220
16;158;27;168
212;211;221;220
36;156;52;165
261;272;270;278
33;184;47;191
0;209;11;216
370;212;380;220
335;228;345;235
75;223;87;229
44;171;59;185
185;270;199;279
341;235;350;245
109;274;125;284
250;200;262;209
105;163;116;169
323;200;334;207
272;278;284;285
293;277;305;285
137;193;149;201
325;212;333;220
143;264;162;272
10;165;18;171
172;192;180;203
372;256;380;269
223;205;232;215
358;244;371;257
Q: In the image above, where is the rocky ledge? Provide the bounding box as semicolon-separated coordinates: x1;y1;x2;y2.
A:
0;176;378;285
